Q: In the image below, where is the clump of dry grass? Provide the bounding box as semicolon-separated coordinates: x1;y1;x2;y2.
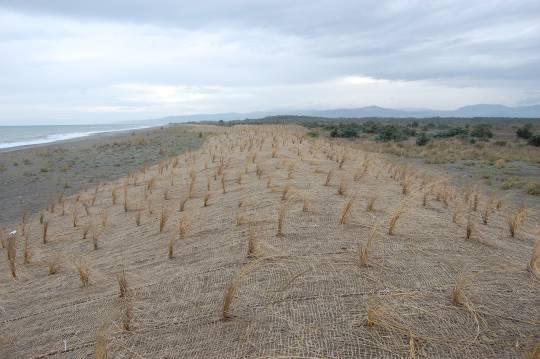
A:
339;196;355;225
123;186;129;212
366;196;376;212
466;214;474;240
337;177;348;196
168;234;176;259
101;209;108;227
359;224;378;267
92;229;100;250
75;261;90;287
365;302;386;327
480;200;494;225
7;233;17;279
112;188;118;205
302;193;312;212
72;209;79;227
528;241;540;279
247;223;258;258
277;201;289;237
287;161;297;179
95;325;109;359
256;162;264;179
179;196;188;212
178;214;191;240
82;224;91;239
203;192;210;207
117;270;129;297
452;275;467;306
121;296;133;331
42;221;48;244
159;207;169;233
471;193;479;212
281;185;291;201
23;230;31;265
135;209;142;226
222;258;263;320
221;173;227;194
388;203;404;235
324;169;333;186
507;206;527;238
47;258;60;275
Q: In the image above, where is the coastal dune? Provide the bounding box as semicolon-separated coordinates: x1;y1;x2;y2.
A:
0;125;538;358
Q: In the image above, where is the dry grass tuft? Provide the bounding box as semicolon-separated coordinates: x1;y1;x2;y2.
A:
7;233;17;278
77;261;90;287
121;296;133;331
337;177;348;196
159;207;169;233
101;209;108;227
135;209;142;226
339;196;355;225
112;188;118;205
178;214;191;239
42;221;48;244
528;241;540;279
388;203;404;235
302;193;312;212
168;235;175;259
452;275;467;306
72;209;79;227
117;270;129;297
324;169;333;186
95;325;109;359
222;258;263;320
480;200;493;225
92;229;100;250
179;197;188;212
23;230;31;265
82;224;91;239
466;214;474;240
507;206;527;238
277;201;289;237
247;223;258;258
203;192;210;207
47;258;60;275
359;224;378;267
366;196;376;212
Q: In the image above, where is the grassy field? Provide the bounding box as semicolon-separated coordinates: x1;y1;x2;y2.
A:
0;124;538;358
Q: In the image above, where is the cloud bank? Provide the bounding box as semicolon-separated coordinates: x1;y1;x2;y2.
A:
0;1;539;124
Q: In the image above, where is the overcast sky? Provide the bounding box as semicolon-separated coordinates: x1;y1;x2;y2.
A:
1;1;539;124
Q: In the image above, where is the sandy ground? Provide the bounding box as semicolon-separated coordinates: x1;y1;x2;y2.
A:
0;125;538;358
0;125;206;227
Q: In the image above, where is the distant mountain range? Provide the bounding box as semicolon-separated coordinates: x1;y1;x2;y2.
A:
144;104;540;124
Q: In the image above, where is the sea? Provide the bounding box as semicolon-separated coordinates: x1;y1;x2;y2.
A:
0;124;157;150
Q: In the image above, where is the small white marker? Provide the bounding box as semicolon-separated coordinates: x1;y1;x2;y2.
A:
9;230;16;235
63;339;67;352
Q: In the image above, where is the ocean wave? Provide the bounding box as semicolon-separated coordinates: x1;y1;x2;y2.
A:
0;125;155;150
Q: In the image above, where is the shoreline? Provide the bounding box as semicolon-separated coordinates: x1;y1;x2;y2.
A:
0;124;207;227
0;124;163;153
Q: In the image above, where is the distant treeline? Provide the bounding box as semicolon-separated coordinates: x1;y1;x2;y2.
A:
195;115;540;146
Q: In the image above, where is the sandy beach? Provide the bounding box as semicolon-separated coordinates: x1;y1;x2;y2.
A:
0;125;206;227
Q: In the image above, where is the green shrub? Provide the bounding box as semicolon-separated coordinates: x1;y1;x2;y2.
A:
375;125;409;142
528;135;540;147
471;124;493;140
416;133;430;146
433;127;468;138
527;182;540;195
516;124;533;139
